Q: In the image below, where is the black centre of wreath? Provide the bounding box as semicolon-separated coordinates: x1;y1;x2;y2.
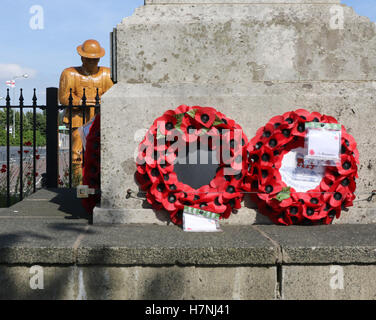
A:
263;131;271;138
151;168;159;177
297;123;305;133
269;139;277;148
307;207;315;216
334;192;342;200
290;206;298;215
343;161;351;170
201;114;210;123
262;153;270;162
282;129;290;137
286;118;293;124
174;147;220;190
341;178;350;186
157;183;165;192
226;186;235;194
168;194;176;203
165;122;174;131
265;185;273;194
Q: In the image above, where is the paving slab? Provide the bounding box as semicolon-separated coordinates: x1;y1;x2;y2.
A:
77;225;279;266
0;188;89;220
258;224;376;264
0;219;90;264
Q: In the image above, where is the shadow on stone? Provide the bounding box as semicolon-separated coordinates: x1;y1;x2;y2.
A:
0;232;75;300
48;188;90;221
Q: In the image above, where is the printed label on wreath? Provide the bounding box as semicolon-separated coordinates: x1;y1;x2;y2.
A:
305;122;341;165
280;148;325;193
183;206;222;232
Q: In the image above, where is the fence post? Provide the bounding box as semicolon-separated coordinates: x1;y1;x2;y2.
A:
46;87;59;188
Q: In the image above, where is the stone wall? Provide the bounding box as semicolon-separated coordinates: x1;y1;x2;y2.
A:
2;222;376;300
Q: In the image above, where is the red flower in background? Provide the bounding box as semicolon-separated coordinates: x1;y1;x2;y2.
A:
81;114;101;214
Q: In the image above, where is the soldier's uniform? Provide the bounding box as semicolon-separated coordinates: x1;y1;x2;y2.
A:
58;40;113;182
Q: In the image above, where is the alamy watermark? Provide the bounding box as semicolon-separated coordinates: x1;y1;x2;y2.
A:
329;5;344;30
29;5;44;30
135;124;244;176
329;265;344;290
29;265;44;290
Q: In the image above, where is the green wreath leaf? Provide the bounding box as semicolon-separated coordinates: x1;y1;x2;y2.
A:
186;109;197;119
212;116;224;126
275;187;291;202
156;128;166;140
174;113;185;131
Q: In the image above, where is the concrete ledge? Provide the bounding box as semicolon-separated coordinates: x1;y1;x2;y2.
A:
258;224;376;264
1;218;376;266
2;190;376;299
1;190;376;266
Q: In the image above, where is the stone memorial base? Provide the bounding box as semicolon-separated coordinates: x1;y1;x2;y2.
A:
97;0;376;224
96;82;376;225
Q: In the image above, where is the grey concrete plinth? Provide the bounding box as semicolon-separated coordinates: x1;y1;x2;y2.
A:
282;265;376;300
1;210;376;299
116;3;376;84
98;0;376;224
0;265;277;300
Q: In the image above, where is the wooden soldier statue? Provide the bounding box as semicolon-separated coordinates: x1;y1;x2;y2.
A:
59;39;113;183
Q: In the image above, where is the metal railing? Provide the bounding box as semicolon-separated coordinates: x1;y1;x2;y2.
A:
1;87;100;207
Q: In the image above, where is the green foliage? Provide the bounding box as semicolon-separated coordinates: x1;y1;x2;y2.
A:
0;109;46;146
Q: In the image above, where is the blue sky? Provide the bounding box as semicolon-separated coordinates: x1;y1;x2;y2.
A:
0;0;144;104
0;0;374;104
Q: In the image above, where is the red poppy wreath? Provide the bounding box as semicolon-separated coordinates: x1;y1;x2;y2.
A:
81;114;101;214
243;109;359;226
136;105;249;225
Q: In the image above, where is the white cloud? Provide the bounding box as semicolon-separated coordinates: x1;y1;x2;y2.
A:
0;64;37;81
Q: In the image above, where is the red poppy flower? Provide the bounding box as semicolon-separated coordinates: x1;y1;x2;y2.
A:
154;114;178;136
191;107;216;128
175;104;190;114
180;115;199;143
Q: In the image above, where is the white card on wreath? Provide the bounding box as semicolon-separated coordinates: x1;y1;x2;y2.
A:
183;206;222;232
307;128;341;160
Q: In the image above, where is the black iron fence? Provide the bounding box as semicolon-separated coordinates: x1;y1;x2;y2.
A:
1;87;100;207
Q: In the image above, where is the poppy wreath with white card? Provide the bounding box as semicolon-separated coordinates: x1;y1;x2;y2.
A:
243;109;359;226
136;105;248;225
